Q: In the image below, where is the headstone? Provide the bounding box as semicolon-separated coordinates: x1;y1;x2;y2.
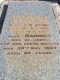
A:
0;1;60;80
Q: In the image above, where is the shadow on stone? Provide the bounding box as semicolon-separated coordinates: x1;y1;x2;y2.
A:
0;5;8;34
39;0;59;3
58;0;60;5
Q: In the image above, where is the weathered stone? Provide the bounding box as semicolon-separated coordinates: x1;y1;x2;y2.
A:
0;1;60;80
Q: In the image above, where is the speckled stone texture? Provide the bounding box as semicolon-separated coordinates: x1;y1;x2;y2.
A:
0;1;60;80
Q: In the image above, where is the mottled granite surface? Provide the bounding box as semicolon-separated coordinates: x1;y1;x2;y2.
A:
0;1;60;80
